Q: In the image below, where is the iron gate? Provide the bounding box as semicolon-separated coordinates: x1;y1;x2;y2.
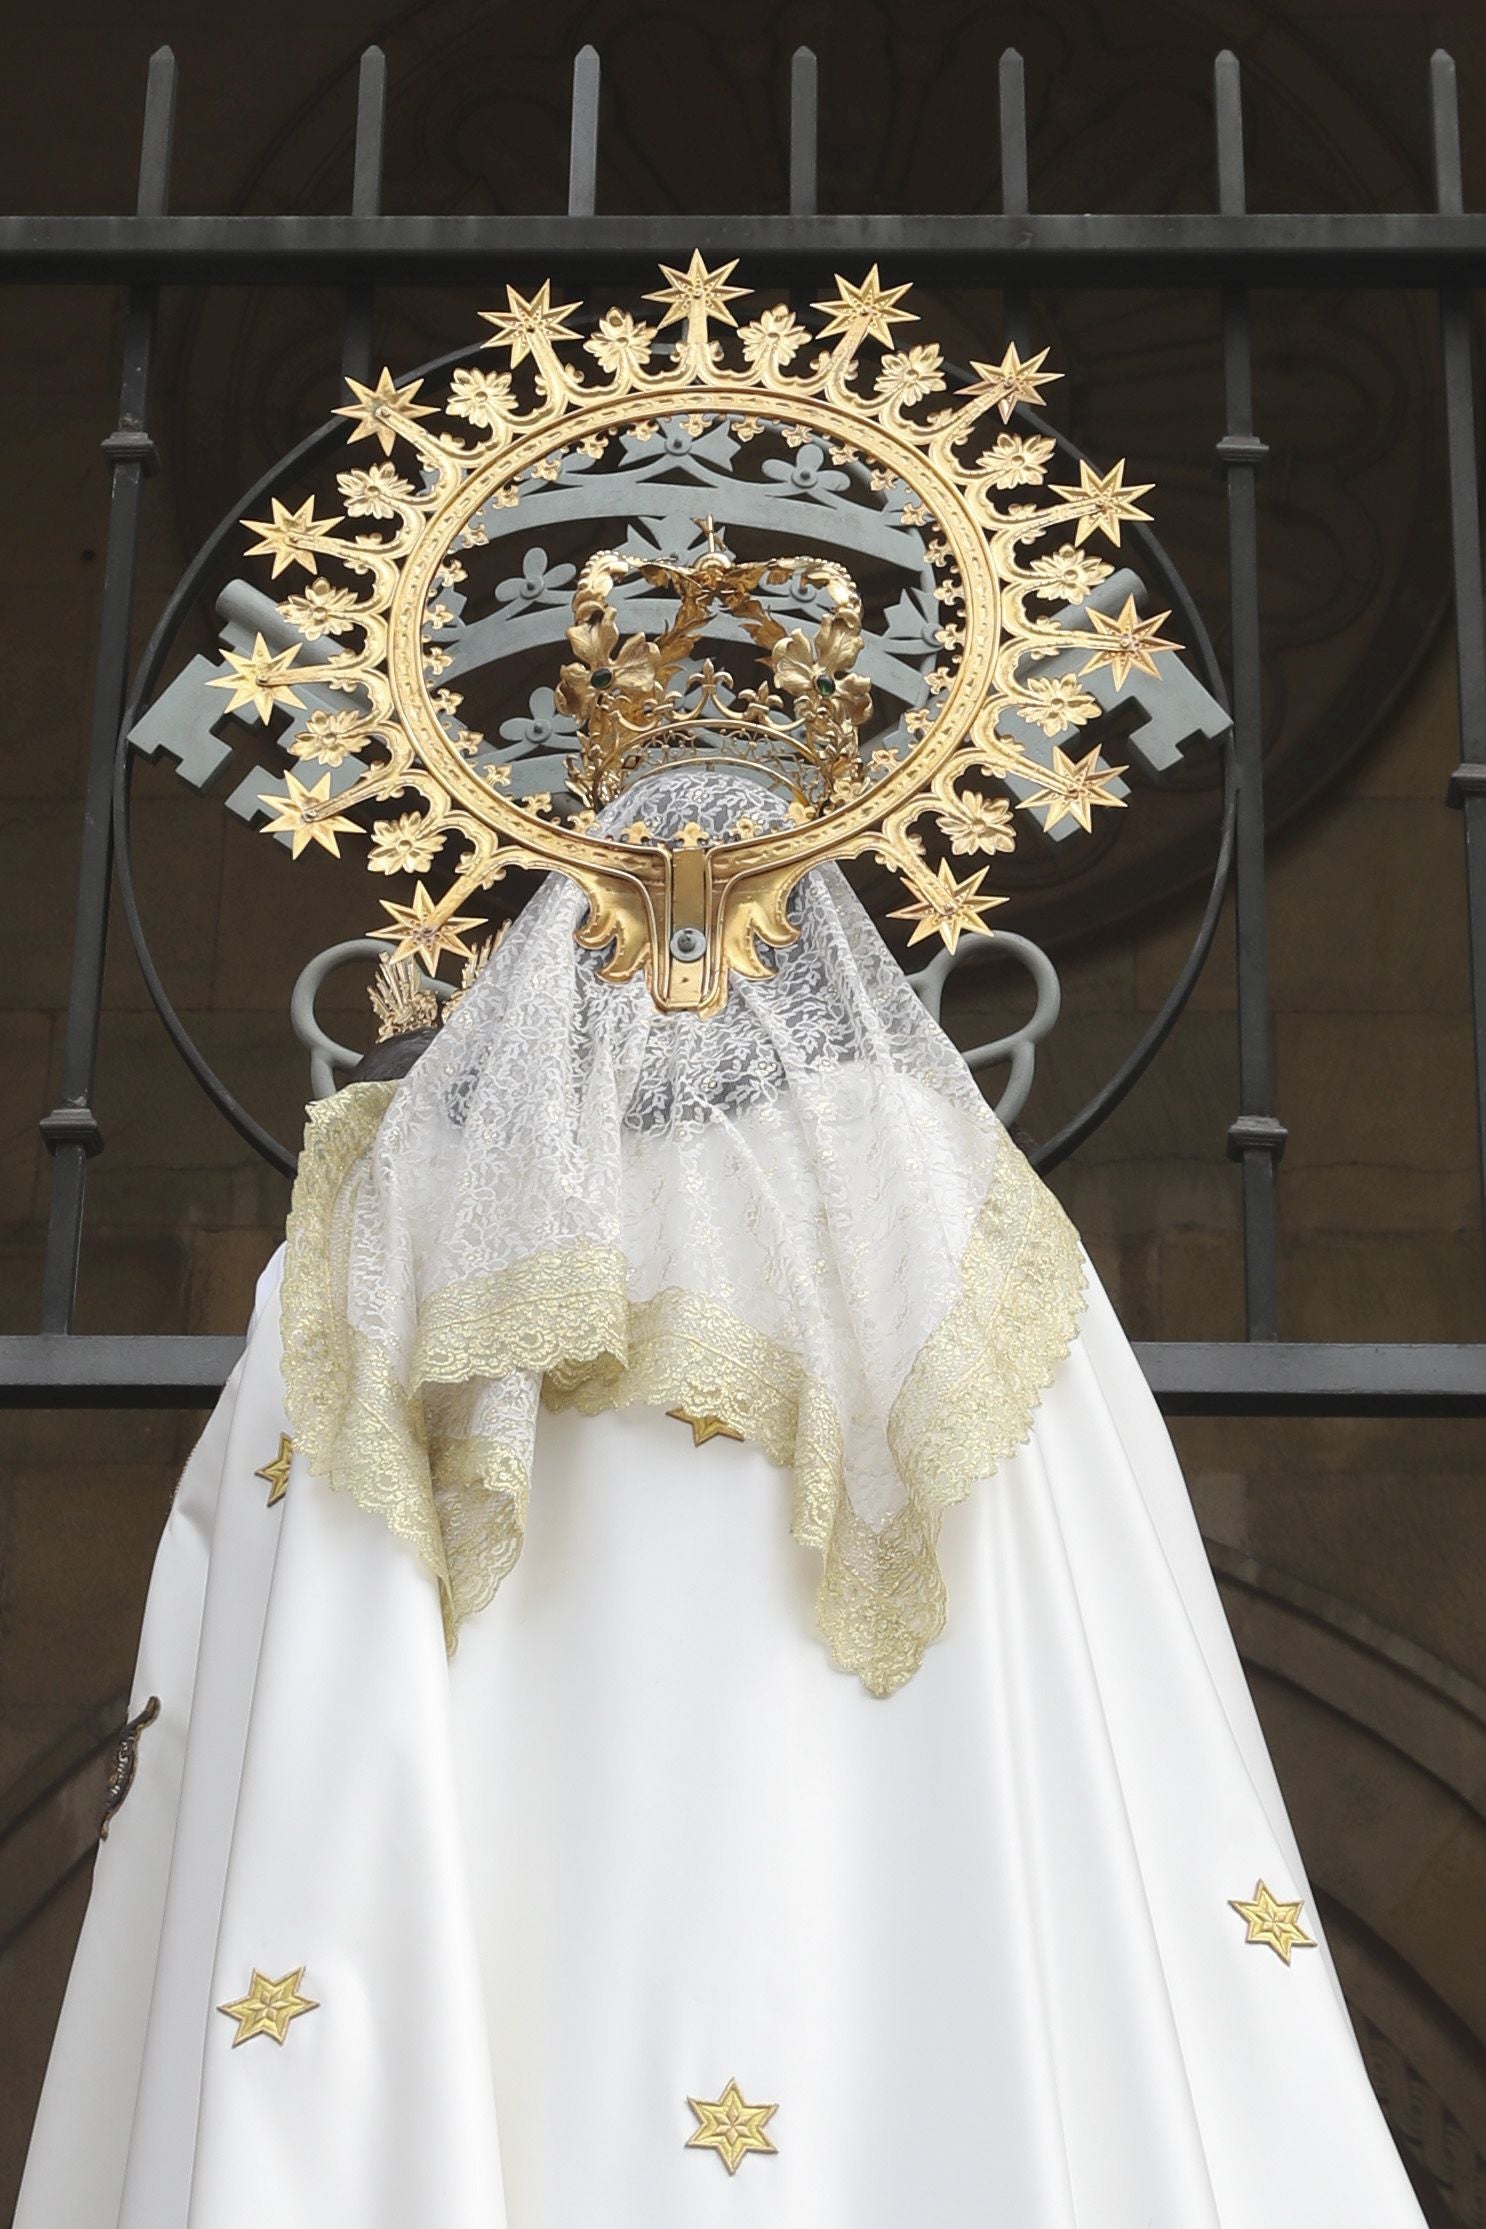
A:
5;38;1486;1417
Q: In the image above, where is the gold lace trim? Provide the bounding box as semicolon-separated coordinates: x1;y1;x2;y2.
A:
281;1088;1086;1695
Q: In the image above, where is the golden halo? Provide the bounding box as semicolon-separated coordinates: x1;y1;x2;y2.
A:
241;257;1179;1016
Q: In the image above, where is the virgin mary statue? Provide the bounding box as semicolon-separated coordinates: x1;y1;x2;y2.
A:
18;767;1428;2228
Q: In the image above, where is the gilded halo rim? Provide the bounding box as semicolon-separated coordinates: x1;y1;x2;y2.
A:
235;257;1178;1012
389;379;999;882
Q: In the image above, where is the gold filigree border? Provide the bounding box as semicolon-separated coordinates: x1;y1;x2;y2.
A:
280;1083;1085;1694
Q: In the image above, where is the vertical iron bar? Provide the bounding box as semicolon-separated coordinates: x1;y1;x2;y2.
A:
38;47;176;1335
568;46;600;217
1432;50;1486;1247
1214;49;1286;1339
789;48;817;217
341;48;386;385
999;49;1031;352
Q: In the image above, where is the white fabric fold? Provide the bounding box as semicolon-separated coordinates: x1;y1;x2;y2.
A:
17;1253;1429;2228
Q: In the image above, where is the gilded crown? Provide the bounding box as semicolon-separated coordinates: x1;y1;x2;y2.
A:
557;518;874;820
367;953;440;1041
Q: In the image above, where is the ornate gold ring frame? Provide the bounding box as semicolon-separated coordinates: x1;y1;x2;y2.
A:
235;259;1178;1016
393;384;1003;1014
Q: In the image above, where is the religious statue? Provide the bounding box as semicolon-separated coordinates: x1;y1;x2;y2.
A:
17;265;1429;2227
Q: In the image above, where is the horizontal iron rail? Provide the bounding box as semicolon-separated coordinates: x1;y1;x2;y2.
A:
1138;1343;1486;1416
0;1337;247;1404
7;212;1486;287
2;1337;1486;1415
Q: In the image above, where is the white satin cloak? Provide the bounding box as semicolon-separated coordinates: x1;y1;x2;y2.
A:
15;1245;1428;2229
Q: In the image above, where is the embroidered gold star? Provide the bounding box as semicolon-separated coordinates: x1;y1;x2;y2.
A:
217;1966;319;2046
208;634;308;724
686;2079;778;2174
371;880;485;967
668;1408;744;1447
1079;594;1181;689
258;769;363;859
255;1433;293;1507
334;366;438;455
1050;458;1154;547
1228;1880;1317;1965
963;341;1062;423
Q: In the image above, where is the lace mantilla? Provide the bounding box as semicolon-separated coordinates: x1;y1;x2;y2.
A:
281;1098;1083;1698
280;768;1087;1695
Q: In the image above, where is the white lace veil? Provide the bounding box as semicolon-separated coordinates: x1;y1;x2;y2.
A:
281;767;1085;1694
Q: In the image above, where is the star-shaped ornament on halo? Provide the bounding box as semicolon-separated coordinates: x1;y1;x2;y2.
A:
372;880;485;968
686;2078;779;2174
208;634;308;724
645;251;750;335
479;280;583;367
1050;458;1154;548
334;366;438;456
254;1433;293;1508
1228;1880;1317;1965
258;770;363;860
217;1966;319;2046
1079;595;1181;689
963;341;1062;423
667;1408;744;1447
889;860;1007;951
1020;744;1127;835
812;265;916;349
242;495;343;579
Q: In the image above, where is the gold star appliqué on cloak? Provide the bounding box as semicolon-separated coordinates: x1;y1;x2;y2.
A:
1228;1880;1317;1964
686;2079;778;2173
216;1967;319;2046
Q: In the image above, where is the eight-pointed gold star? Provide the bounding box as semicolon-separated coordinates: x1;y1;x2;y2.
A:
963;341;1062;423
1079;595;1181;689
255;1433;293;1507
645;251;749;334
1020;744;1127;835
668;1408;744;1447
1050;458;1154;548
208;634;308;723
334;367;438;456
812;266;916;349
372;880;485;968
686;2079;779;2174
243;495;343;579
258;770;363;859
217;1966;319;2047
1229;1880;1317;1965
480;281;584;366
889;859;1006;951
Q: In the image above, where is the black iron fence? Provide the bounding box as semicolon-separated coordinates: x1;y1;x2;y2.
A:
5;40;1486;1417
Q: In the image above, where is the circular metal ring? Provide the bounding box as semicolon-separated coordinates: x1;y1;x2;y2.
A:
113;342;1233;1177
